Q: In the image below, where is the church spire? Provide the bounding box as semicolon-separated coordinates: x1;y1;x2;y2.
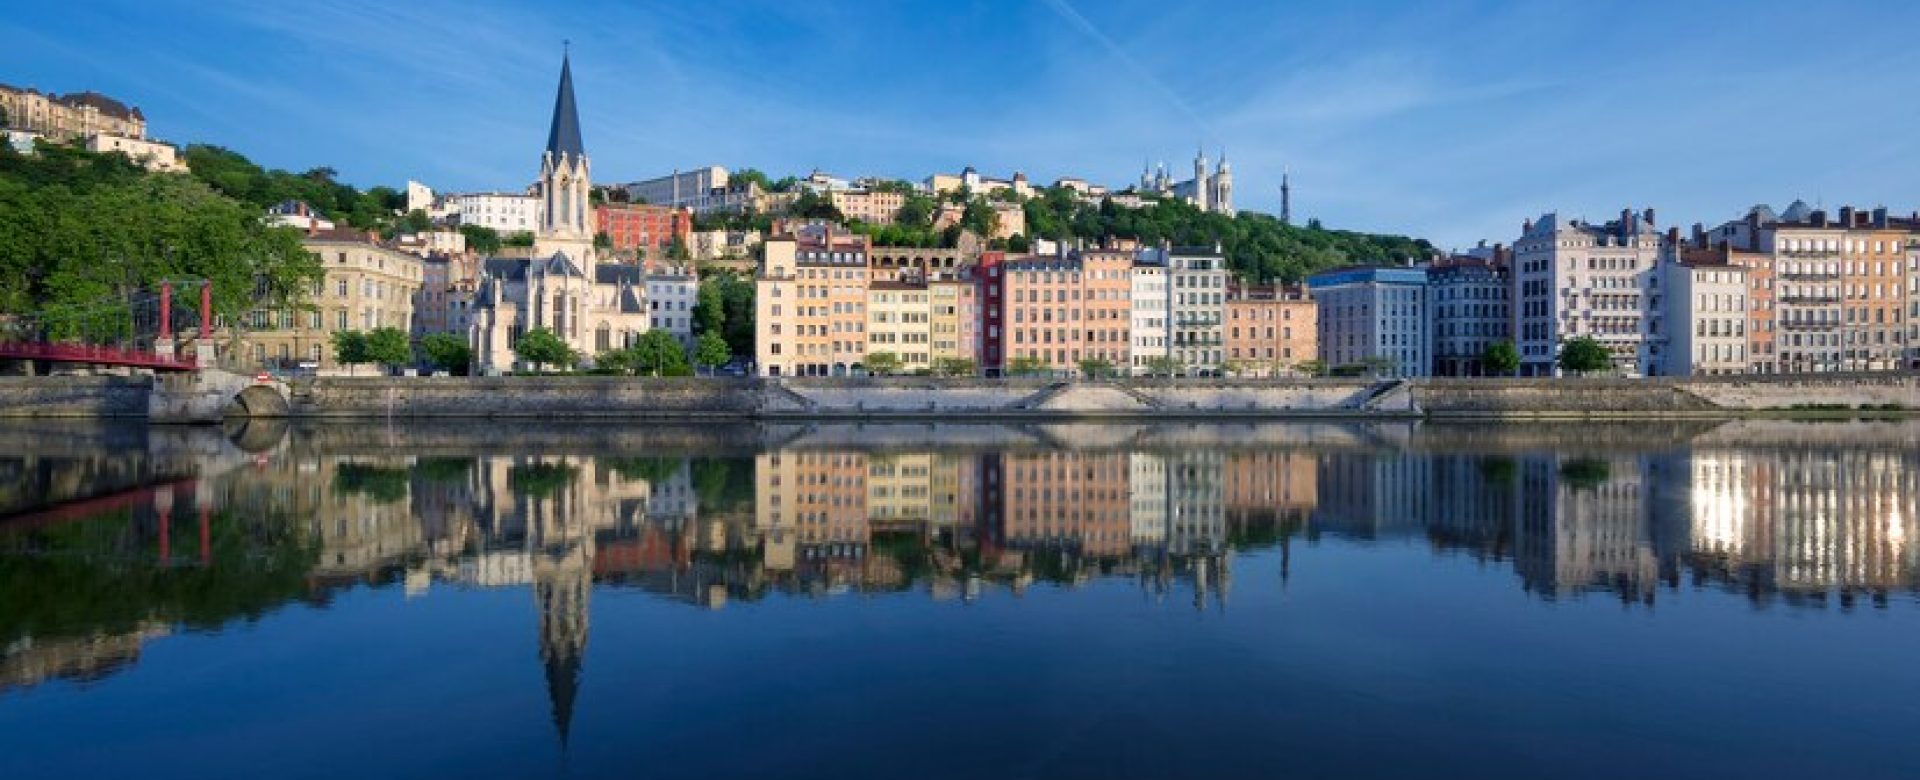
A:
546;46;585;160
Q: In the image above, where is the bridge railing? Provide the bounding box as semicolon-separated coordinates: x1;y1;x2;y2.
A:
0;340;200;371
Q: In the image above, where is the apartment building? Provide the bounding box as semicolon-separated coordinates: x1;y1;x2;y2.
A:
1427;253;1511;376
83;134;183;173
1696;202;1913;373
453;192;539;235
646;268;698;349
1660;257;1749;376
1224;285;1316;375
754;233;870;376
929;277;980;370
999;246;1131;374
1137;245;1229;373
829;188;907;225
1511;209;1664;376
867;281;933;371
238;228;423;372
1129;259;1169;374
1307;266;1429;378
0;84;146;141
593;203;690;253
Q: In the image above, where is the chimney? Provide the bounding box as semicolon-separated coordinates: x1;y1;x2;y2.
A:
1745;210;1762;252
1643;207;1656;227
1691;222;1707;248
1811;210;1828;227
1871;207;1889;228
1666;226;1680;247
1523;218;1533;234
1839;206;1855;227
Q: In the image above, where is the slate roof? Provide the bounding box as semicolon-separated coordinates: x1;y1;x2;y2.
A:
546;54;584;159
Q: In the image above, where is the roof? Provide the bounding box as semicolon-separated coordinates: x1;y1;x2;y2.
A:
1780;200;1813;223
594;264;641;286
535;251;586;278
545;53;585;160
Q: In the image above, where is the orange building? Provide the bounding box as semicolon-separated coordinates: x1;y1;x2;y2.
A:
755;232;871;377
1001;247;1133;374
593;203;691;253
1225;285;1317;375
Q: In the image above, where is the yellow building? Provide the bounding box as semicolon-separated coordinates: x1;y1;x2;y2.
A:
866;281;932;371
0;84;147;142
84;134;184;173
929;278;979;370
235;228;423;372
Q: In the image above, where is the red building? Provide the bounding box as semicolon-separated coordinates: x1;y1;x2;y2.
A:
976;251;1007;372
592;203;691;254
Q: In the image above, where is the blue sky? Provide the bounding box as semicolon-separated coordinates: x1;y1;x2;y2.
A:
6;0;1918;248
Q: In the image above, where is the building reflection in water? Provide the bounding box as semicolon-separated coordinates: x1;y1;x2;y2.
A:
3;421;1919;734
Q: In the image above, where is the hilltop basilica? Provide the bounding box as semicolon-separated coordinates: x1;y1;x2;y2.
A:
470;52;653;373
1139;148;1235;216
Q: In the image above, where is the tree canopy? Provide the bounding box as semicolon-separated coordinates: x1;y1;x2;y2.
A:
181;145;404;231
514;327;575;371
1558;337;1612;374
0;143;322;341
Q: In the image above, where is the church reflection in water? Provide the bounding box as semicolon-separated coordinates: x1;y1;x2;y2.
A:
3;420;1918;741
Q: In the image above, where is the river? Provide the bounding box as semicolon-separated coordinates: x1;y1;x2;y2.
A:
2;419;1917;779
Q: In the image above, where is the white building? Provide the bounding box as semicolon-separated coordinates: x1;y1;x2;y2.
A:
1307;266;1430;378
646;268;698;350
453;191;539;235
405;180;435;214
1512;209;1665;376
1129;258;1170;373
1138;244;1229;373
623;166;730;210
1659;258;1748;376
84;134;184;173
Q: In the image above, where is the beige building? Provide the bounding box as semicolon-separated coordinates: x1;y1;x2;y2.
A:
235;228;423;372
830;188;908;225
1512;209;1665;376
755;232;871;376
1225;286;1317;375
866;281;932;372
0;84;146;142
84;134;184;173
929;277;980;370
1659;257;1748;376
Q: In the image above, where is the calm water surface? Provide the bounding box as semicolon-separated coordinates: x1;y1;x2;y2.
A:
2;419;1918;779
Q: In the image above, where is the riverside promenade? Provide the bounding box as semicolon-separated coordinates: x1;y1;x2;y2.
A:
1;372;1916;422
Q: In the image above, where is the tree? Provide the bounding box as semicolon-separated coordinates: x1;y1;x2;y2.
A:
629;329;691;376
363;327;412;371
865;351;903;376
1558;337;1612;374
460;224;502;254
514;327;575;372
503;231;535;248
1;145;323;337
694;331;730;373
593;231;612;249
331;330;369;374
1007;356;1050;376
1293;359;1327;378
1359;355;1398;378
1078;357;1118;378
693;279;725;336
933;357;977;377
419;332;471;375
1144;356;1183;377
896;195;937;228
1482;340;1520;376
665;236;692;265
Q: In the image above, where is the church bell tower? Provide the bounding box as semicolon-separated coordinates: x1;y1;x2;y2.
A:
535;47;594;263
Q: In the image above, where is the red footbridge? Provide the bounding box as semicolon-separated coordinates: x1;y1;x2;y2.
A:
0;341;200;372
2;279;213;372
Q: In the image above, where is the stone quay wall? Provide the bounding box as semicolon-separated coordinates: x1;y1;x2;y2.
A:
0;376;151;418
0;372;1915;421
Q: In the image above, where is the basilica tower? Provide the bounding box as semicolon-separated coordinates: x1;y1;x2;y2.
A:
1212;149;1234;216
535;50;594;263
1191;147;1211;212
